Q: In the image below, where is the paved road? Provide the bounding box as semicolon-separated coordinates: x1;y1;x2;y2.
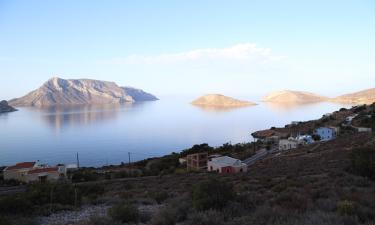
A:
0;185;26;195
243;148;269;166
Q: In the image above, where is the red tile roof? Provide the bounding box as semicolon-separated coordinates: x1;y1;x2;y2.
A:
6;162;36;170
28;167;58;174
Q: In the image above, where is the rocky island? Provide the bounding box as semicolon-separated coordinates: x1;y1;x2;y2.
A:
191;94;256;107
0;100;17;113
262;90;328;104
332;88;375;105
8;77;158;107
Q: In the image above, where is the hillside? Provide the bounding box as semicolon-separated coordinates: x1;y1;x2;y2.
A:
191;94;256;107
262;90;328;104
9;77;158;106
0;100;17;113
332;88;375;105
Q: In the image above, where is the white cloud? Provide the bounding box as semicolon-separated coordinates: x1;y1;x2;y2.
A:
100;43;284;65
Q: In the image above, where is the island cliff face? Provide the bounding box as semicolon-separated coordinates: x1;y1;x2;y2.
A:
191;94;256;107
9;77;158;106
0;100;17;113
262;90;328;104
332;88;375;105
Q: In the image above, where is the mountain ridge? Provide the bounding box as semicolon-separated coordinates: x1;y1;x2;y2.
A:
9;77;158;106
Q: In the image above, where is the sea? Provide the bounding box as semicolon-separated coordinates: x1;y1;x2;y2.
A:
0;96;351;167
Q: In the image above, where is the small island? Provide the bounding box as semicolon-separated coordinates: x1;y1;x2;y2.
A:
262;90;328;104
191;94;256;108
0;100;17;113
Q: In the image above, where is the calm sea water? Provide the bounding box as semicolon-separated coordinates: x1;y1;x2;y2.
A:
0;97;349;167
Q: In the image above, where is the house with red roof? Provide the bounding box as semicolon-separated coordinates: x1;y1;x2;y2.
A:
3;161;66;183
3;161;39;182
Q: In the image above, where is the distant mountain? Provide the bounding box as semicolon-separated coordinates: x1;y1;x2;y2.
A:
191;94;256;107
262;90;328;104
122;87;158;101
9;77;158;106
332;88;375;105
0;100;17;113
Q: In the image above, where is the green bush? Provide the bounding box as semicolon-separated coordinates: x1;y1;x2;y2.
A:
0;182;81;215
0;216;11;225
187;210;224;225
150;191;169;204
337;200;355;215
350;147;375;179
192;179;234;211
77;184;104;200
150;208;176;225
108;203;139;223
0;194;33;214
26;182;79;206
71;170;101;183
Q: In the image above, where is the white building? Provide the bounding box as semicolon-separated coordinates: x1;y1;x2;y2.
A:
279;138;299;151
356;127;372;133
207;156;247;174
314;127;339;141
296;135;314;145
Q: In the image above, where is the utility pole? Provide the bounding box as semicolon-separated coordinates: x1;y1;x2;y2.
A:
76;152;80;168
128;152;132;177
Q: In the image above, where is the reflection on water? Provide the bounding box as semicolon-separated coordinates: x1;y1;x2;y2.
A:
35;103;134;129
264;102;323;112
192;104;257;112
264;101;355;113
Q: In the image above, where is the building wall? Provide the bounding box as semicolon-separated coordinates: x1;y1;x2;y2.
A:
27;171;60;182
314;128;337;140
207;161;221;172
207;162;247;173
279;139;298;151
187;153;208;171
357;127;372;132
3;169;30;182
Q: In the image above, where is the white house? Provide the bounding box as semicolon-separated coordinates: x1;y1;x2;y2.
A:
296;135;314;145
207;156;247;174
345;114;358;124
314;127;339;141
279;138;299;151
356;127;372;133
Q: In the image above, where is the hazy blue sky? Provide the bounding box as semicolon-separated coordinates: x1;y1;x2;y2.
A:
0;0;374;100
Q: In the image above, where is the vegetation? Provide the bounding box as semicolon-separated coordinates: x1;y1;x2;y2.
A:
192;178;234;210
108;203;139;223
350;147;375;179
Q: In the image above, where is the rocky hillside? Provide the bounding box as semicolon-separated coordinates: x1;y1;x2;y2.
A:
191;94;256;107
332;88;375;105
0;100;17;113
122;87;158;101
9;77;158;106
262;90;328;104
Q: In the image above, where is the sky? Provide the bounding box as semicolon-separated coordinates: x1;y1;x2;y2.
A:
0;0;374;100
